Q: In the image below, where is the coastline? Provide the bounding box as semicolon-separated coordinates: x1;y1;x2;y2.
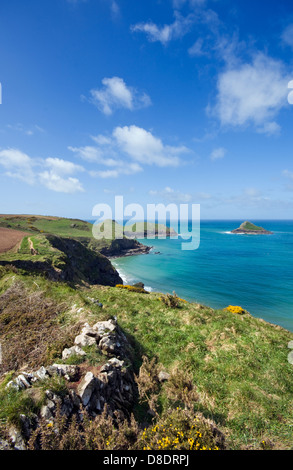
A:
104;222;293;333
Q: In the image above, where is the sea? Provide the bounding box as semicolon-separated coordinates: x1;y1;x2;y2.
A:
99;220;293;333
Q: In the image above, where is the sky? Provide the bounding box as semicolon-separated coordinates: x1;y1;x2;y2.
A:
0;0;293;220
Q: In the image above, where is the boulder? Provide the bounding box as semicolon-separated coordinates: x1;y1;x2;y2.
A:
74;333;97;348
77;372;97;406
62;345;86;361
48;364;79;381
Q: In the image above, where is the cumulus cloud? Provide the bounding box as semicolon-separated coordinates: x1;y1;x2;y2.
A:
38;157;85;193
0;148;35;184
213;53;289;134
131;11;195;45
70;125;189;179
39;173;84;193
113;125;187;167
89;77;151;115
0;148;84;193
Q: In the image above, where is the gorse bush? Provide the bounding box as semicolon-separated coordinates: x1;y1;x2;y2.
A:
115;284;148;294
139;408;225;451
27;403;225;451
225;305;246;315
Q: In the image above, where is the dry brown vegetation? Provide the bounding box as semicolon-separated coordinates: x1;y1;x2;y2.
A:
0;282;80;374
0;228;28;254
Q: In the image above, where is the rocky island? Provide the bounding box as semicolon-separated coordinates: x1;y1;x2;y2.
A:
231;221;273;235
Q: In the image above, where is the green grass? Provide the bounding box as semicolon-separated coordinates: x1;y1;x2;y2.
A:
240;221;265;231
0;215;93;238
86;285;293;450
0;235;292;449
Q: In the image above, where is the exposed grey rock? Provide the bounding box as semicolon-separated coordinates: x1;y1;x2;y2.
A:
47;364;79;381
288;341;293;350
77;372;97;406
81;323;98;338
62;345;87;361
8;427;27;451
40;404;54;420
99;335;118;355
158;371;170;383
288;351;293;365
6;380;20;391
100;358;125;372
35;366;50;381
74;333;97;347
93;319;117;335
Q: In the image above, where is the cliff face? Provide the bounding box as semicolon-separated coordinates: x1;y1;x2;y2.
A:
99;238;152;258
43;235;123;286
0;235;122;287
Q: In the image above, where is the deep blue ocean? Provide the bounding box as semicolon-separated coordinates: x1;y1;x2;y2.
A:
107;220;293;332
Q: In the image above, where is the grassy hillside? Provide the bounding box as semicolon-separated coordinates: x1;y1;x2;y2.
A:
0;215;93;238
0;233;122;286
0;267;292;450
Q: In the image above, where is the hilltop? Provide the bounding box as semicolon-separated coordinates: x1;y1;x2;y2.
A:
0;215;292;451
231;221;273;235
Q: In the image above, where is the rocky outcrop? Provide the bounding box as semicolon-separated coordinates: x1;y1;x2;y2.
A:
4;318;137;449
231;221;273;235
46;235;123;285
100;238;152;258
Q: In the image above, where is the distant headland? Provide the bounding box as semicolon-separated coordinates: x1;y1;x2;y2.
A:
231;221;273;235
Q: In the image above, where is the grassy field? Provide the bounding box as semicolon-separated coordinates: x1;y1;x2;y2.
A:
0;215;93;238
0;268;292;450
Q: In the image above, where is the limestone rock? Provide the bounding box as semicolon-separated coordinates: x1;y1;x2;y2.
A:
49;364;79;381
62;345;86;361
77;372;97;406
74;333;97;347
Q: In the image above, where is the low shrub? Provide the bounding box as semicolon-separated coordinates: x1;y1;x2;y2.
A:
115;284;148;294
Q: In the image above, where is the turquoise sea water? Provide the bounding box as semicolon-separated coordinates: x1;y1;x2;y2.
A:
110;220;293;332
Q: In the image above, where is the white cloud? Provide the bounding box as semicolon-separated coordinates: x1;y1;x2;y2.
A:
131;11;195;45
210;147;226;161
213;53;289;134
39;172;84;193
188;38;206;57
0;148;84;193
39;157;85;193
89;77;151;115
149;186;192;203
0;148;35;184
90;163;142;179
113;125;188;167
44;157;84;175
70;125;189;179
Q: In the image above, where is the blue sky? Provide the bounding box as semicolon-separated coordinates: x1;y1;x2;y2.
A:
0;0;293;219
